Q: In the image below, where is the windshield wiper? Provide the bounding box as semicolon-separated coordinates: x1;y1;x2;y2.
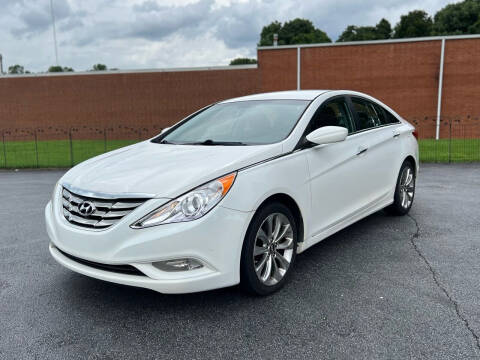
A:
184;139;247;146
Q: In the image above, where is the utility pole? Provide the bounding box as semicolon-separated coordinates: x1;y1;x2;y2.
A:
0;54;4;75
50;0;59;66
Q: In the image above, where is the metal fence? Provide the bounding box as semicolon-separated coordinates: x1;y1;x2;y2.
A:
412;117;480;163
0;125;163;169
0;121;479;169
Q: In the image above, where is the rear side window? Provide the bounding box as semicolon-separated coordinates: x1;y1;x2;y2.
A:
351;97;380;131
384;108;401;124
372;104;388;125
372;103;400;125
309;97;354;134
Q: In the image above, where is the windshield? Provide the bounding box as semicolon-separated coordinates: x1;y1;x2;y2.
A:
156;100;310;145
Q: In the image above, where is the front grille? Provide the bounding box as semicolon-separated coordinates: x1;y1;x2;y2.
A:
57;248;146;276
62;187;147;230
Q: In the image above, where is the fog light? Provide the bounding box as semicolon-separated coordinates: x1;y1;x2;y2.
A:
153;258;203;272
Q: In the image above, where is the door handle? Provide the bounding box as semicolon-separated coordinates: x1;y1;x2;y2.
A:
356;146;368;156
393;129;401;138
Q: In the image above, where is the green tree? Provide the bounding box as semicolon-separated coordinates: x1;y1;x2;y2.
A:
8;64;25;74
393;10;433;38
48;66;74;72
259;20;282;46
433;0;480;35
48;66;62;72
92;63;107;71
229;58;257;65
259;18;331;46
280;18;331;44
376;19;393;39
337;19;392;42
337;26;378;42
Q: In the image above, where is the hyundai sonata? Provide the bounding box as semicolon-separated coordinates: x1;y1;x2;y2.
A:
45;90;418;295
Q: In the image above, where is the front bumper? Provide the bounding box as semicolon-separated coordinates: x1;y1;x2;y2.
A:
45;193;253;294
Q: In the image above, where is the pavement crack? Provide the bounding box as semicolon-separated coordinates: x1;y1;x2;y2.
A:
407;213;480;353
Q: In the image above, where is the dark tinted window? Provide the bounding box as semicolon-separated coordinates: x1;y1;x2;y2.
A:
372;104;388;125
309;97;354;134
351;97;380;131
384;108;400;124
372;103;400;125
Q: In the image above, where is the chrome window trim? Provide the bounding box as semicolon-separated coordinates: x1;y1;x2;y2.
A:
347;122;402;138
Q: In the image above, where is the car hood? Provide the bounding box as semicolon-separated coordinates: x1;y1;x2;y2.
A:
61;141;283;198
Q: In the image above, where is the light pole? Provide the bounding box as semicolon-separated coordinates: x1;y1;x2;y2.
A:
0;54;3;75
50;0;59;66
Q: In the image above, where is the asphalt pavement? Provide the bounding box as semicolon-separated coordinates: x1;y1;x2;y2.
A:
0;164;479;359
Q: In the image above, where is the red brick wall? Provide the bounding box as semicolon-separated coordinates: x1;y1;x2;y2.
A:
442;39;480;116
301;42;441;118
1;37;480;140
258;39;480;138
0;68;260;138
298;41;444;138
440;38;480;137
257;48;297;91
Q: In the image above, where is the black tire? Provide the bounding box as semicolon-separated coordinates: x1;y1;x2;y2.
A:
385;160;416;216
240;202;298;296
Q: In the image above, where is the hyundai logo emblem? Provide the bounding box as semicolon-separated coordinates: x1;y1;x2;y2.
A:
78;201;96;216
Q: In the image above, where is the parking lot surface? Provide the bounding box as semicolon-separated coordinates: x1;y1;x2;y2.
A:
0;164;479;359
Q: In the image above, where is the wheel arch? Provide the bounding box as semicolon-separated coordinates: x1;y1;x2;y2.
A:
403;155;417;175
255;193;305;243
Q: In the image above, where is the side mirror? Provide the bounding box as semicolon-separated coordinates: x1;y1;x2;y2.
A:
161;127;171;134
306;126;348;145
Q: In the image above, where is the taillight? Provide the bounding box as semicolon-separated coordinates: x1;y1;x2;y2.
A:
412;129;418;140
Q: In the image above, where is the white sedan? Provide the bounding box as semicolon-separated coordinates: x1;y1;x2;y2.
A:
45;90;419;295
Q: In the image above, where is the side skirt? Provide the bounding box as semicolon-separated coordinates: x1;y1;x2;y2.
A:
297;195;393;253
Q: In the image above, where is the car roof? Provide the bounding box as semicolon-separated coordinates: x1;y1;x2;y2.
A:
221;90;329;103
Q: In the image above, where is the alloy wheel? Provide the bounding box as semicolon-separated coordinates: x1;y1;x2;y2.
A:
399;166;415;209
253;213;294;286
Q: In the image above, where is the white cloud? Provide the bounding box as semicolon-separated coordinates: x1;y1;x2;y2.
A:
0;0;455;72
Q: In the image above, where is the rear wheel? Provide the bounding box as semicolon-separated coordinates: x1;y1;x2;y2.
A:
240;202;297;295
385;160;416;216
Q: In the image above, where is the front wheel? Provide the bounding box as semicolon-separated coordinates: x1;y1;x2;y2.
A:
240;202;298;295
385;160;416;216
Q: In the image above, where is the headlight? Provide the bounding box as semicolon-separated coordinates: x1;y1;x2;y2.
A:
131;172;236;228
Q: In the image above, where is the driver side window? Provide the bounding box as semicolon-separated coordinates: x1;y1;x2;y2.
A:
309;97;354;134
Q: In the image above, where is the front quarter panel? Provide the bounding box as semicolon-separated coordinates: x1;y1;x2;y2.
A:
221;151;311;241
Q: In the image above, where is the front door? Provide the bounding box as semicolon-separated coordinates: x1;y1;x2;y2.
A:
302;96;370;239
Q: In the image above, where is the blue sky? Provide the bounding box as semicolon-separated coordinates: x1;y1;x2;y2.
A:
0;0;455;72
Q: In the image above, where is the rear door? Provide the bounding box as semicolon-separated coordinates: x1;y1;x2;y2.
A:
349;96;403;204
